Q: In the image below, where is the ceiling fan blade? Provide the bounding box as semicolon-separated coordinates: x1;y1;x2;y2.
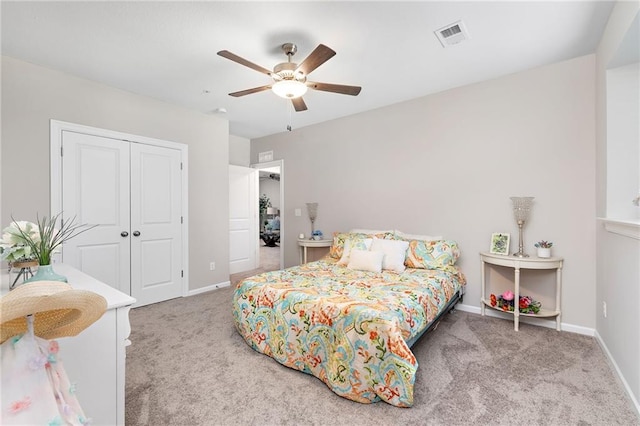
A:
296;44;336;76
228;85;272;97
217;50;272;76
291;97;307;112
307;81;362;96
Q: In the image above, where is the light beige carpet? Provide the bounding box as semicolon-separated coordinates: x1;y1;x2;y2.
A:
229;244;281;284
125;286;639;425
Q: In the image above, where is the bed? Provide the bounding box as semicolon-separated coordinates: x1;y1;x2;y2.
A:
232;231;466;407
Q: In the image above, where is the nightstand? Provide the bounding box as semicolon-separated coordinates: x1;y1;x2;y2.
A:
480;252;563;331
298;239;332;264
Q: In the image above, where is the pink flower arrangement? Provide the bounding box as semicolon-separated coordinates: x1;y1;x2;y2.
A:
501;290;514;301
490;292;541;314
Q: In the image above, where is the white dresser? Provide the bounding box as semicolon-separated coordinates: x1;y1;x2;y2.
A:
1;264;136;426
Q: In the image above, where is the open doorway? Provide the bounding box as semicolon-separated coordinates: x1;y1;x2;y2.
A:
253;160;284;272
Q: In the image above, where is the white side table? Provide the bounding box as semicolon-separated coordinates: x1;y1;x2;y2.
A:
298;239;333;264
480;252;563;331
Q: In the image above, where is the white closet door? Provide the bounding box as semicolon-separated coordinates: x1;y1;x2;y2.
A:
61;131;131;295
130;143;183;306
229;165;258;274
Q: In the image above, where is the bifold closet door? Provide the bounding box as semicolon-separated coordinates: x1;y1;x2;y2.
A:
61;131;131;295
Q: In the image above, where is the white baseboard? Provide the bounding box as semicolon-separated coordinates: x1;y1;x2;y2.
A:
185;281;230;297
455;303;481;315
456;303;595;336
595;330;640;417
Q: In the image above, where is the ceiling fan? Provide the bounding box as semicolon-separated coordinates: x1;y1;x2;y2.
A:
217;43;361;112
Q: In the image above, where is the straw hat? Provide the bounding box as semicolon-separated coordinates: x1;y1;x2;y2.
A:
1;281;107;343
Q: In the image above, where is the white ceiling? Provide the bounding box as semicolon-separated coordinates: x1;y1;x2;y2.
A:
1;1;614;139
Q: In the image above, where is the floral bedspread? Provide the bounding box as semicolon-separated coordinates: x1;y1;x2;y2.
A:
232;258;466;407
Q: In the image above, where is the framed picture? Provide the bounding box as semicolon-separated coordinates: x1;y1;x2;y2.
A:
490;233;510;255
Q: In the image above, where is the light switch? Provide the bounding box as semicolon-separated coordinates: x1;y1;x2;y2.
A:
294;208;302;217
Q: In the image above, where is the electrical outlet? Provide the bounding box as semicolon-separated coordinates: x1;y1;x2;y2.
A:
210;262;216;271
603;301;607;318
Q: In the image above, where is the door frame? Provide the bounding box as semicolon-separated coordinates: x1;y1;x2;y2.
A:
252;159;284;270
49;119;190;297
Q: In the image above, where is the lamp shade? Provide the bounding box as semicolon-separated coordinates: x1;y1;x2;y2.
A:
510;197;534;221
266;207;278;215
510;196;534;257
272;80;308;99
306;203;318;221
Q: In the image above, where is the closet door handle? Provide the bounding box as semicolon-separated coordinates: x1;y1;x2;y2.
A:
133;231;141;237
121;231;129;237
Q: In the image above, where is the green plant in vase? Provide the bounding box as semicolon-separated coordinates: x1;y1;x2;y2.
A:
1;213;96;283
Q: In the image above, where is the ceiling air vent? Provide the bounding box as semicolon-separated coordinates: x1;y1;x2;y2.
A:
434;20;470;47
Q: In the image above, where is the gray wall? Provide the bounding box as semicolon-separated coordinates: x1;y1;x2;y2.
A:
251;54;597;330
229;134;250;167
595;1;640;410
1;56;230;291
259;178;280;212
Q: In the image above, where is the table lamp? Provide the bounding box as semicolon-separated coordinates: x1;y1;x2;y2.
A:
306;202;318;239
510;196;534;257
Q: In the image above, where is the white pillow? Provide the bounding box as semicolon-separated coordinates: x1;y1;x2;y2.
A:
347;249;384;273
395;230;443;241
338;238;373;265
370;238;409;273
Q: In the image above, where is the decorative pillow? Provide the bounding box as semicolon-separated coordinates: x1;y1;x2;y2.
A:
329;232;351;259
338;237;373;265
405;240;460;270
370;238;409;273
395;230;443;241
375;232;396;240
347;249;384;273
329;231;393;259
349;228;394;235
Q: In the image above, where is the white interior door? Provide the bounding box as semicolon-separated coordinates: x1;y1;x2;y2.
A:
229;165;258;274
61;131;131;295
130;143;183;306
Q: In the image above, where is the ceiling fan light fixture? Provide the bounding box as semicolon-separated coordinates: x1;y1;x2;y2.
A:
219;43;360;108
272;80;308;99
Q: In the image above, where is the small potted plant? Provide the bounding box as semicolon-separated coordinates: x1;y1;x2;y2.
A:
534;240;553;258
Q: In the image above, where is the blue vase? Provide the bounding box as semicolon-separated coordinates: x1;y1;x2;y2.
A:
24;264;67;283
